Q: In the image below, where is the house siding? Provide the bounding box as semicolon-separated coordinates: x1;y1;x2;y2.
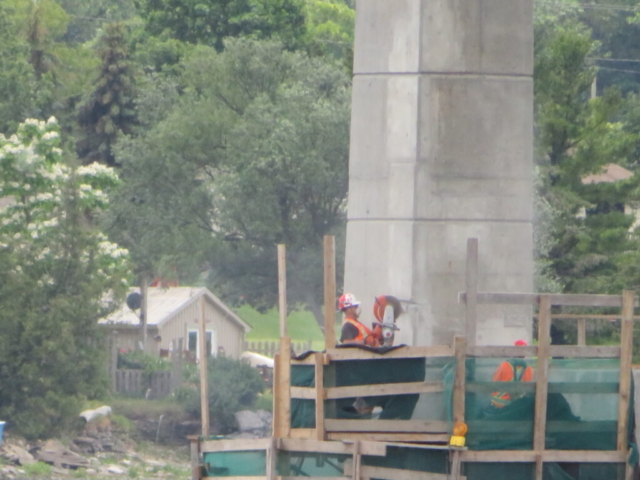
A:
157;296;245;359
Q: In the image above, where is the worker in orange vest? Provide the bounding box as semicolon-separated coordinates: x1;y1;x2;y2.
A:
339;293;381;347
491;339;534;408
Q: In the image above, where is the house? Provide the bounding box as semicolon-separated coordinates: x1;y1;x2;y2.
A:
579;163;640;230
99;287;251;360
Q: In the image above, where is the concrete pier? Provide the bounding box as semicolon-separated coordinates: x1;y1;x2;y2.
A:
344;0;534;346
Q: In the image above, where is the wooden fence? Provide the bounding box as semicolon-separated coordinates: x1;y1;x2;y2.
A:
115;369;173;398
245;340;313;358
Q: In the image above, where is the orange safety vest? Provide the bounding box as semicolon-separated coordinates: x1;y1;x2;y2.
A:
491;359;533;408
343;318;380;347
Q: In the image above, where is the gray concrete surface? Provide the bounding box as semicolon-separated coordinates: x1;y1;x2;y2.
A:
344;0;534;346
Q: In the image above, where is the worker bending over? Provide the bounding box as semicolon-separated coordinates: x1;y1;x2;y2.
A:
491;340;534;408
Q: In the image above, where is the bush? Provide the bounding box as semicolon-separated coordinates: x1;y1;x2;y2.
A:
174;357;265;432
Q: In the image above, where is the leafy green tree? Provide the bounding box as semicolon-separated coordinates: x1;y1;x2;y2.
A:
534;16;640;294
78;23;137;166
110;39;350;326
139;0;307;51
0;118;131;439
0;2;37;133
304;0;354;64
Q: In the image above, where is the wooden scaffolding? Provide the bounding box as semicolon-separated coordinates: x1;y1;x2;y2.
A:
193;237;638;480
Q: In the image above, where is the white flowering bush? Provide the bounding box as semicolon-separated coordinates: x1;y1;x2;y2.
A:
0;117;130;289
0;118;132;439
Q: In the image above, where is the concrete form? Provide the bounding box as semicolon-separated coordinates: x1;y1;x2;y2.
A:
344;0;534;346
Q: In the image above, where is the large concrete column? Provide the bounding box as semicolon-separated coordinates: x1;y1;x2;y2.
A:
344;0;534;346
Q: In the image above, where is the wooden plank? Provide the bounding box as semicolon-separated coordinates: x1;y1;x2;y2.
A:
266;438;276;480
353;441;361;480
459;292;637;308
535;454;543;480
459;450;627;463
200;439;272;453
279;438;349;454
466;381;618;395
325;346;453;361
272;353;281;437
450;450;462;480
453;336;466;424
467;344;622;358
533;295;551;453
278;244;287;337
325;419;448;433
288;428;315;439
577;318;586;346
465;238;478;346
276;337;292;438
325;382;443;400
278;477;350;480
315;352;325;441
202;477;265;480
359;465;458;480
290;387;315;399
617;290;634;451
324;235;336;350
327;432;450;443
466;420;616;434
291;355;318;365
199;297;210;438
190;437;200;480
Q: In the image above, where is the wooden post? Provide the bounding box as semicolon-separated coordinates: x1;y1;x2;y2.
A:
324;236;337;350
109;331;118;393
577;318;586;346
278;244;288;337
199;297;210;438
533;295;552;480
314;352;325;440
272;353;281;436
453;336;466;424
450;450;462;480
188;436;201;480
140;275;149;351
352;441;361;480
266;437;277;480
274;337;292;438
465;238;478;346
617;291;634;451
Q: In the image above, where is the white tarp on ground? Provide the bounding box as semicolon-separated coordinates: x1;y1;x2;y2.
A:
241;351;274;368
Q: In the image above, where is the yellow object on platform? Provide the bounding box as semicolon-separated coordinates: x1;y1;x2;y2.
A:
450;435;466;447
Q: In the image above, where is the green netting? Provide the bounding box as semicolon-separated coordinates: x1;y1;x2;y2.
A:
291;354;449;428
362;446;448;474
463;462;624;480
203;450;266;476
276;452;350;476
458;357;632;452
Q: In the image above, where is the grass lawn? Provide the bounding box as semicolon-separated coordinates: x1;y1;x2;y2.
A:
236;305;327;348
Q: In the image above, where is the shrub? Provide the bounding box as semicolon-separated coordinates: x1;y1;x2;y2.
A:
24;462;52;477
174;356;265;432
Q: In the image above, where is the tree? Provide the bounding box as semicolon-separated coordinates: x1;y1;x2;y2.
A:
304;0;354;65
78;23;137;166
534;16;640;294
139;0;307;51
0;1;37;134
0;117;131;439
110;39;350;326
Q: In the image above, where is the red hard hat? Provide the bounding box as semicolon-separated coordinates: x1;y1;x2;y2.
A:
514;339;528;346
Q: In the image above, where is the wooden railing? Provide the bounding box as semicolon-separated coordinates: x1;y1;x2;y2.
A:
245;340;313;358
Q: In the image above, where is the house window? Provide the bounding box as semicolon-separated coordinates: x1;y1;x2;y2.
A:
187;329;216;359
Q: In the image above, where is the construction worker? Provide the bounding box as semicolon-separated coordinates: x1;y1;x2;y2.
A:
339;293;381;347
491;340;534;408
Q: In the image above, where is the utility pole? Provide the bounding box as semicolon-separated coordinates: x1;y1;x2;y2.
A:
140;275;149;351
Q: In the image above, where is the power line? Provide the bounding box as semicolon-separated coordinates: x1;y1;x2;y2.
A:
536;0;640;12
596;65;640;74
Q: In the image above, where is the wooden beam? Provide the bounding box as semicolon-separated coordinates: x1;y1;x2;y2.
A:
202;477;265;480
577;318;586;346
465;238;478;346
324;382;443;400
276;337;292;438
324;236;337;350
453;336;466;424
325;346;454;361
533;295;551;455
459;292;637;308
617;290;634;451
459;450;627;463
327;432;449;443
278;244;287;337
467;381;618;395
200;439;272;453
199;297;210;438
325;419;448;433
288;428;315;439
467;345;620;358
272;353;281;436
190;437;201;480
267;438;276;480
357;465;460;480
290;386;315;399
314;352;325;441
450;450;462;480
